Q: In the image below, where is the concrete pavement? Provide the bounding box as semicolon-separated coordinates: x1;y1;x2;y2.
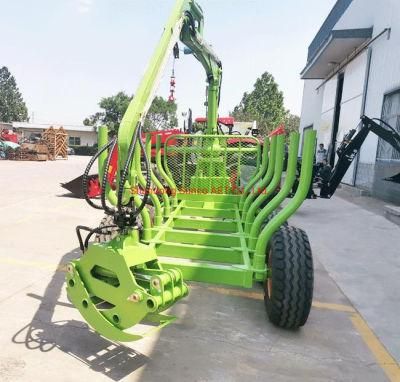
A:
0;156;398;381
291;191;400;364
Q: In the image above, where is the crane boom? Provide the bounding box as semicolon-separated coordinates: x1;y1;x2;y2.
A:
116;0;222;207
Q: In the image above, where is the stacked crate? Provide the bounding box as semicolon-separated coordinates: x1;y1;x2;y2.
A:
42;126;68;160
56;127;68;159
42;127;56;160
8;143;49;161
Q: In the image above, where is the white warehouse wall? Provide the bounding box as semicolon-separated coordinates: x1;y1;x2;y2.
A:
299;80;324;131
319;76;338;150
337;0;400;196
19;128;97;146
336;51;368;184
334;0;400;164
69;131;97;146
299;0;400;200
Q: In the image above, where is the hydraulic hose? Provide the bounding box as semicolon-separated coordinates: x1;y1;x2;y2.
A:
82;140;115;210
117;124;141;211
80;122;152;250
79;123;148;250
76;225;117;251
83;225;117;249
115;122;151;222
132;123;152;217
101;137;117;215
372;118;398;134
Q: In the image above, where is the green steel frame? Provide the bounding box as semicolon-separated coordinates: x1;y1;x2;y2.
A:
147;130;316;287
66;0;317;342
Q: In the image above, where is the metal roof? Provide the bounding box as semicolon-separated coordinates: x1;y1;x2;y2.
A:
306;0;353;65
301;28;373;79
12;122;96;133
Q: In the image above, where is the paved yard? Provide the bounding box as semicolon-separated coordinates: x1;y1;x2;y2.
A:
0;156;399;381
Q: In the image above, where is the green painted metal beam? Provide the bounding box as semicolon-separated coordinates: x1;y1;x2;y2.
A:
146;134;171;217
156;242;243;264
161;258;253;288
252;129;317;280
180;207;236;219
239;139;269;209
244;132;298;234
177;193;241;204
248;132;300;248
164;229;241;247
172;216;238;232
241;135;278;217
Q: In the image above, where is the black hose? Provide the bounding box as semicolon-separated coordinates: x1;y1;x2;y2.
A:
117;124;141;211
134;123;151;216
83;225;117;249
101;137;117;215
372;118;398;135
77;123;154;251
82;140;114;210
76;225;117;251
76;225;91;251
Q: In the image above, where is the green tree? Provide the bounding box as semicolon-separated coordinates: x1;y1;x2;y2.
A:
231;72;286;135
0;66;28;122
83;91;131;134
143;96;178;131
284;113;300;134
84;93;178;134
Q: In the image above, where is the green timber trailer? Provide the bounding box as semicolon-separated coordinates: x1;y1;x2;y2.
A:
66;0;317;342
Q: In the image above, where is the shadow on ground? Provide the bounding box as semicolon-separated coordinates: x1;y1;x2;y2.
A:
11;248;148;381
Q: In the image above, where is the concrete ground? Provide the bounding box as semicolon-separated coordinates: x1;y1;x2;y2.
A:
0;156;399;381
291;190;400;364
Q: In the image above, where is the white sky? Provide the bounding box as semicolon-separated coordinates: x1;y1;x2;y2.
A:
1;0;336;126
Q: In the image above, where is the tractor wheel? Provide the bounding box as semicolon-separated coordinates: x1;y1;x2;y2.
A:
262;209;289;228
264;226;313;329
95;205;155;243
95;215;119;243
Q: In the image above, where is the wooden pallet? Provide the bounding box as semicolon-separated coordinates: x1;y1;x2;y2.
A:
8;126;68;161
8;144;49;161
42;126;68;160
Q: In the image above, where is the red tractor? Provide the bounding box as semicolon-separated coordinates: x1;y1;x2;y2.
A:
61;129;181;198
0;129;18;143
61;118;270;198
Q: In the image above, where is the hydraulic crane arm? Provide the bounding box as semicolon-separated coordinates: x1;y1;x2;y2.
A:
320;115;400;198
116;0;222;198
180;6;222;134
109;0;223;210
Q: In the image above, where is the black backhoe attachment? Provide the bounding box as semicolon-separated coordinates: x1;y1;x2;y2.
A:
319;115;400;198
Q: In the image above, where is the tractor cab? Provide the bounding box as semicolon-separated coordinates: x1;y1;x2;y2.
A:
195;116;235;134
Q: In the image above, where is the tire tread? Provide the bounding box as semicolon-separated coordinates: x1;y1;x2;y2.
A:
265;226;313;329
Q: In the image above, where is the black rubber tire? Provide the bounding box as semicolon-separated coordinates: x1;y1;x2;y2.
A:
262;209;289;229
95;205;155;243
95;215;119;243
264;225;313;329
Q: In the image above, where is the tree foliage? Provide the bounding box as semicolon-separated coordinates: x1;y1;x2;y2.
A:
231;72;286;135
284;113;300;134
83;91;131;134
143;96;178;131
84;92;178;134
0;66;28;122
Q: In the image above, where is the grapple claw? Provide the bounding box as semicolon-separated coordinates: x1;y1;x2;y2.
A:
66;237;188;342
